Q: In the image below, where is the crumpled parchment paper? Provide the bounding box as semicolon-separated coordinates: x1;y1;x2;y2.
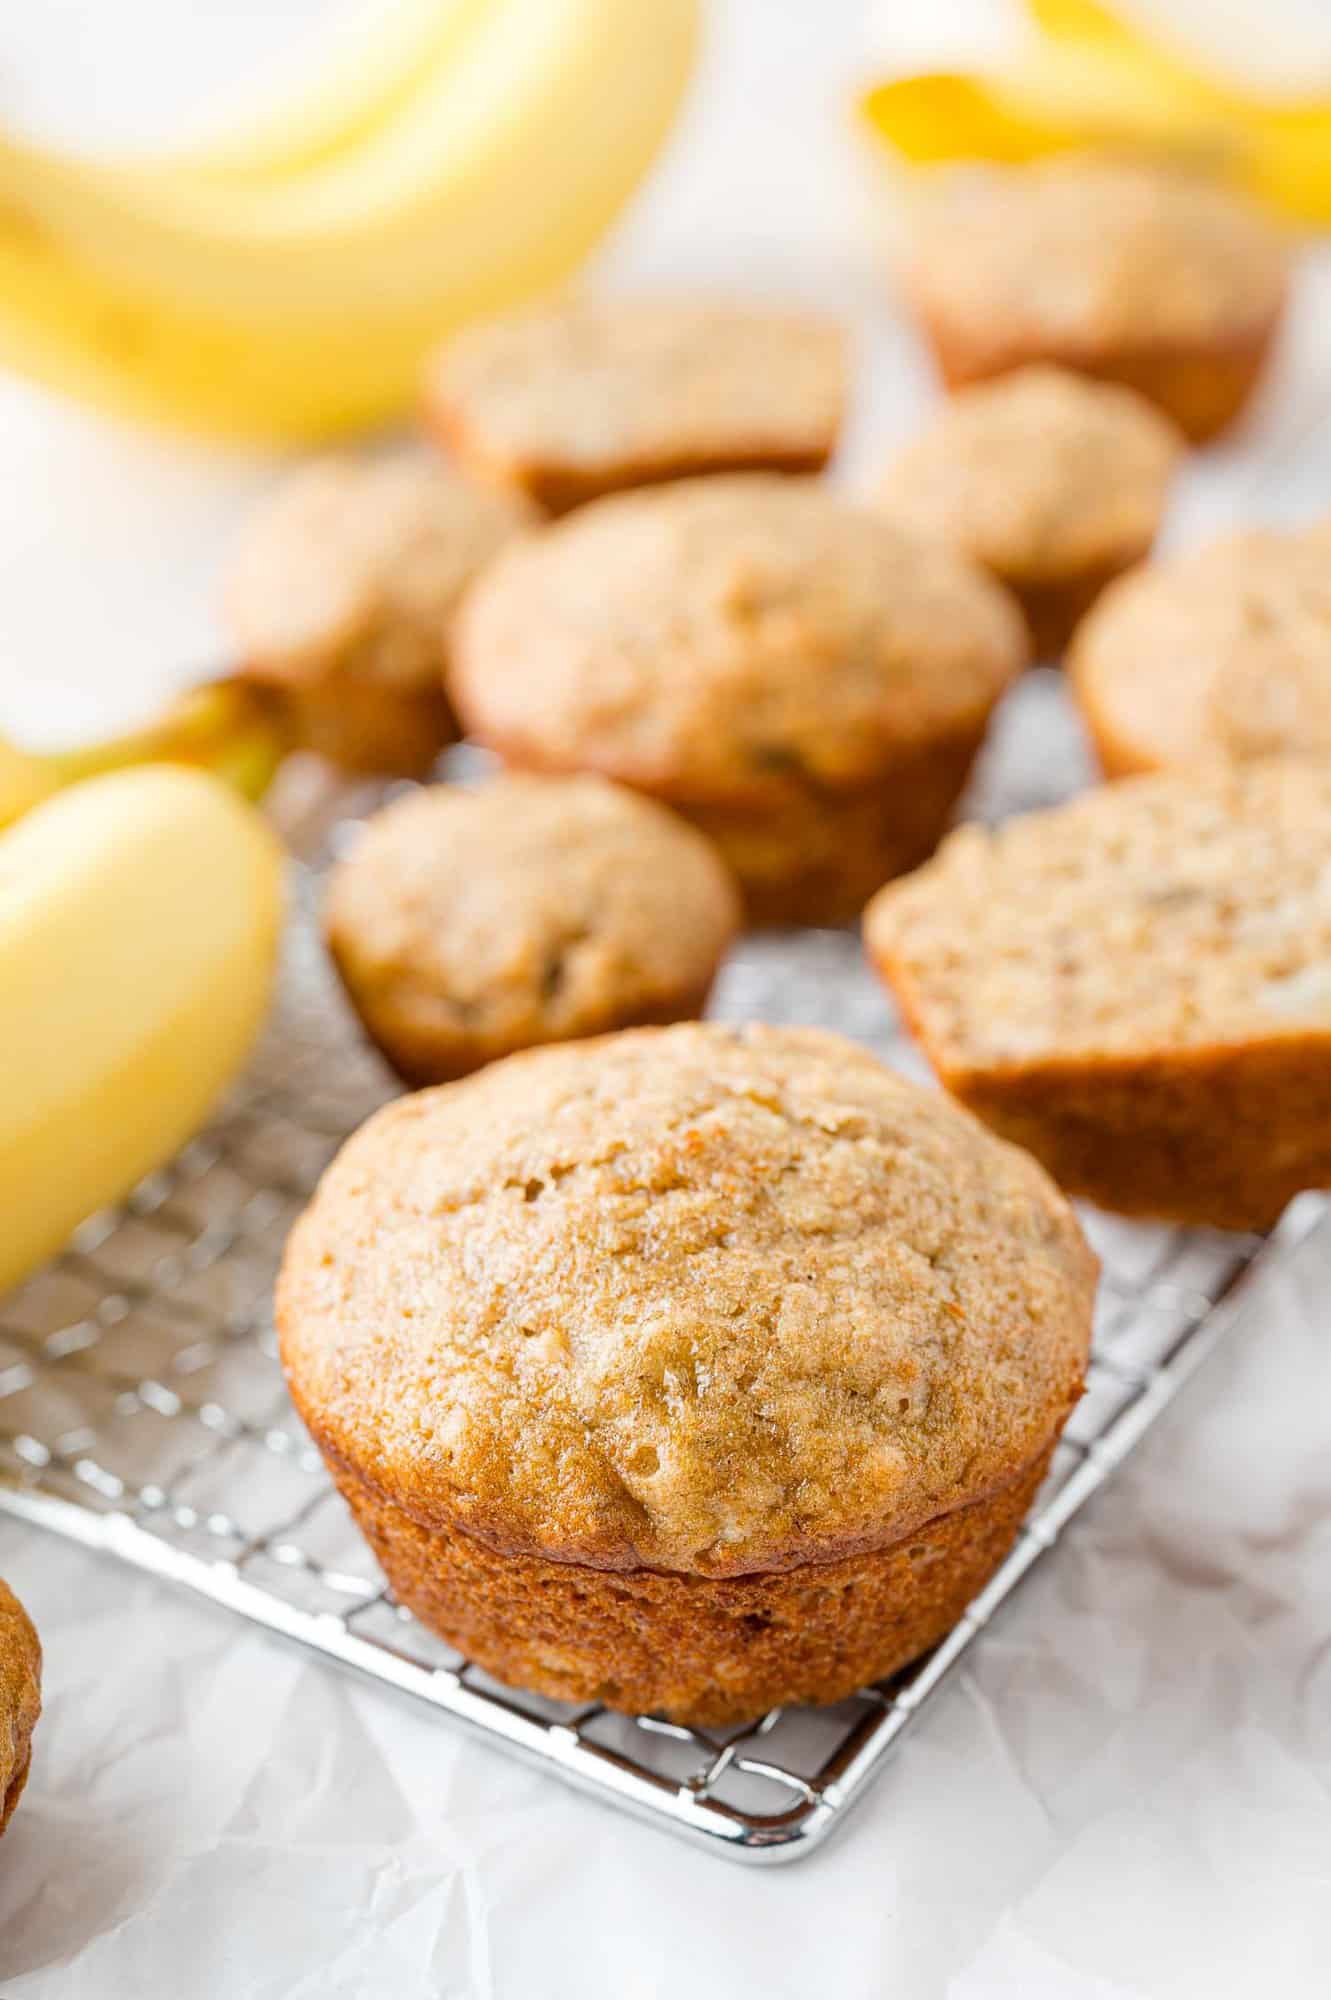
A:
4;4;1331;1990
3;1219;1330;1998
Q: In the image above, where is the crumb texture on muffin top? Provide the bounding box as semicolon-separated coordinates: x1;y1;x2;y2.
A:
426;296;846;499
224;452;534;690
450;474;1027;798
278;1023;1094;1578
324;776;739;1074
878;365;1181;583
0;1581;40;1836
866;758;1331;1071
1072;525;1331;772
906;156;1286;351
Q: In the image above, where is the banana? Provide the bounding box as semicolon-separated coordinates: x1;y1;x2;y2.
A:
859;0;1331;224
0;682;287;831
0;766;285;1294
0;742;49;831
0;0;699;441
164;0;492;184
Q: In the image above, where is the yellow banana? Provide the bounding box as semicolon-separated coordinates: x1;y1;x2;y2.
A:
0;682;287;831
163;0;492;184
0;0;699;441
860;0;1331;223
1029;0;1331;114
0;765;285;1295
0;743;51;831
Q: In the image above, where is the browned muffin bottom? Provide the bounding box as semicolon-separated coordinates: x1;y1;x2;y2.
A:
677;726;995;926
222;452;535;775
877;366;1183;656
865;758;1331;1228
1070;524;1331;777
278;1023;1095;1723
423;296;848;513
449;475;1028;924
902;156;1287;443
324;774;740;1084
329;1439;1054;1725
0;1580;40;1837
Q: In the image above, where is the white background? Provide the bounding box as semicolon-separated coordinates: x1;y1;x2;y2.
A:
3;4;1331;1994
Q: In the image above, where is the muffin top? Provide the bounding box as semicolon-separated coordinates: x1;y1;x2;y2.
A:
865;758;1331;1071
278;1022;1094;1577
1072;525;1331;771
224;453;534;692
878;366;1182;583
450;475;1027;801
906;155;1287;352
0;1580;40;1833
325;776;739;1055
425;296;846;497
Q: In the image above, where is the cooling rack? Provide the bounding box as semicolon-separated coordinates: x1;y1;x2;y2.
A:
1;707;1321;1864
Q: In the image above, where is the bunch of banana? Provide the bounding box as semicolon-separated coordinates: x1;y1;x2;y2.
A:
0;680;286;830
0;765;285;1294
0;0;699;441
861;0;1331;223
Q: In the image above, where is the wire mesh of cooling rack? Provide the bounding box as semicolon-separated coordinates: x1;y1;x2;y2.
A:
0;726;1318;1863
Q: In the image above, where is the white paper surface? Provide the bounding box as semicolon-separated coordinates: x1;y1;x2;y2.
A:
3;3;1331;1993
4;1222;1330;1997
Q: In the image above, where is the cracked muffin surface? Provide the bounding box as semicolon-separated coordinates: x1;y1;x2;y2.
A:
278;1022;1094;1579
424;295;847;511
1071;524;1331;775
324;776;739;1083
0;1580;40;1837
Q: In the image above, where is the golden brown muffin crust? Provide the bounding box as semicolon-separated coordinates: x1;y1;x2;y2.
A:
906;156;1287;358
332;1438;1055;1723
676;724;993;926
450;474;1028;802
1071;525;1331;776
424;296;847;510
865;760;1331;1226
0;1580;40;1837
324;776;740;1083
878;365;1182;586
278;1022;1094;1580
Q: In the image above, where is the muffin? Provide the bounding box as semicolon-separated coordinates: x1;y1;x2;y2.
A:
278;1022;1095;1725
223;453;534;775
901;155;1287;442
0;1580;40;1837
449;475;1028;924
1071;525;1331;776
324;775;740;1084
424;296;848;513
865;758;1331;1229
877;366;1183;655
